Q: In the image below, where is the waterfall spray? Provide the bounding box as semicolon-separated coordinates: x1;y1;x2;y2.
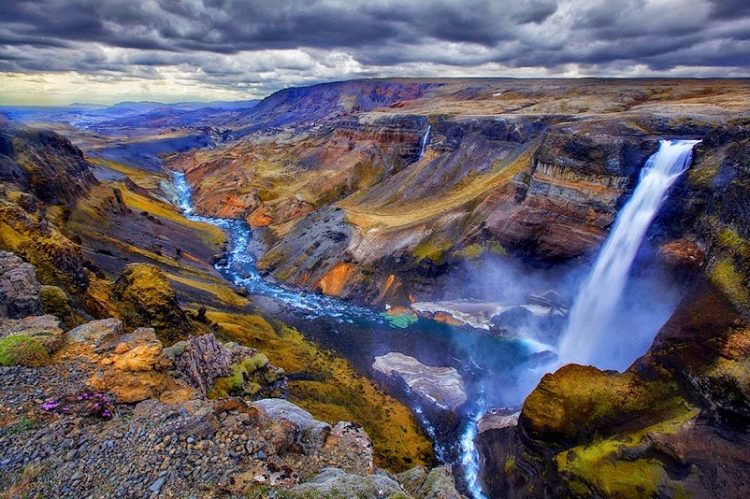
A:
558;139;700;369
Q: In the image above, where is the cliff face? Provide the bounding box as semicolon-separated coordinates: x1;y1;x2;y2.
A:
472;120;750;498
476;280;750;499
171;79;749;306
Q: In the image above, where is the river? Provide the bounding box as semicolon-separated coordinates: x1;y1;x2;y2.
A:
170;171;544;497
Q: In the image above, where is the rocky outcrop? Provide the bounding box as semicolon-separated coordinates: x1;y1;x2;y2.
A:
112;263;191;343
0;120;96;205
0;314;63;354
476;280;750;499
397;465;465;499
66;318;124;350
168;334;288;400
0;251;42;318
373;352;467;411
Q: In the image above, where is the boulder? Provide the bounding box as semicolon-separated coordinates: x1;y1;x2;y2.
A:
0;314;63;354
171;334;233;396
66;318;123;351
373;352;467;411
99;327;169;372
0;251;41;318
285;468;405;498
397;465;464;499
658;239;705;270
253;398;330;440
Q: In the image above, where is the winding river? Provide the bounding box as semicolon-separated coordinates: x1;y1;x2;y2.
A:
170;171;541;498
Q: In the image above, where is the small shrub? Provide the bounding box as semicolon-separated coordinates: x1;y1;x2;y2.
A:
0;335;49;367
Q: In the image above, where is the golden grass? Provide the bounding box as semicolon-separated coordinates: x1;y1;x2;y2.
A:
342;143;536;230
87;157;164;189
167;272;250;308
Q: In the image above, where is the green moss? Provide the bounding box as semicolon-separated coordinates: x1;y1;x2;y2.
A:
687;155;720;187
0;335;49;367
39;285;71;317
208;353;270;399
412;236;452;263
504;456;516;474
710;258;750;309
489;241;507;256
454;243;484;259
113;263;191;343
554;401;698;499
717;228;750;257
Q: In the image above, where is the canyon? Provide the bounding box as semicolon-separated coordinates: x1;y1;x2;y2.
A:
1;78;749;498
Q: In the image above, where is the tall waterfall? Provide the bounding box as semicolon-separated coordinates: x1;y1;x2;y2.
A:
557;139;700;370
418;125;431;160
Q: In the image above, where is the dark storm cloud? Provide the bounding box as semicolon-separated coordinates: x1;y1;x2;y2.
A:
0;0;749;99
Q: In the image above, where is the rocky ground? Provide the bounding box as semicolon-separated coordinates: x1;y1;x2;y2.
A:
0;270;460;498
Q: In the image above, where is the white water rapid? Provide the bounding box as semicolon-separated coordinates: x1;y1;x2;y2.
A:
557;139;700;369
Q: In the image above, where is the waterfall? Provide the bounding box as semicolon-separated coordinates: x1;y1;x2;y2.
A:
461;399;488;499
418;124;431;160
557;139;700;370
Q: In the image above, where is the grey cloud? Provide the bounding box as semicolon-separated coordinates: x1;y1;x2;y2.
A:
0;0;749;100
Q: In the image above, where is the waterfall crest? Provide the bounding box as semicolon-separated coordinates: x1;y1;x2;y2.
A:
557;139;700;369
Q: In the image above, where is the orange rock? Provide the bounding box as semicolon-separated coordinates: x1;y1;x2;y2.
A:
247;207;272;227
658;239;705;269
432;311;465;327
317;263;355;297
384;306;413;317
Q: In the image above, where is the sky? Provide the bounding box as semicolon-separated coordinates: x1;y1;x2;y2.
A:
1;0;749;105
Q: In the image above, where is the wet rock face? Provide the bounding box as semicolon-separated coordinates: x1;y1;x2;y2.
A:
373;352;467;411
0;251;42;318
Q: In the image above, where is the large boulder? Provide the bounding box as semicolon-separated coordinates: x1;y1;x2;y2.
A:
0;251;41;318
0;314;63;354
66;318;123;351
284;468;405;498
397;465;464;499
170;334;287;400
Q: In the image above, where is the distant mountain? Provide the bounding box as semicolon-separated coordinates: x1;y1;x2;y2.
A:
0;99;261;131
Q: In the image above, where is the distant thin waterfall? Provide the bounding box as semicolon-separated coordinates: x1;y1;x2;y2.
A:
558;139;700;369
418;124;431;160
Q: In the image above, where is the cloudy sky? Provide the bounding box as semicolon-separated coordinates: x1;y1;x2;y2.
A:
1;0;748;105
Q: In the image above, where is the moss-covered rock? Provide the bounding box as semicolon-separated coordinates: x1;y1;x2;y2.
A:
521;364;683;451
112;263;191;343
208;352;286;400
0;335;49;366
